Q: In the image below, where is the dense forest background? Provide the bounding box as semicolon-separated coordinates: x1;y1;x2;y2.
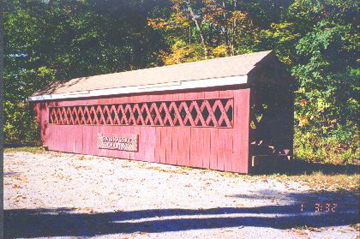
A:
2;0;359;164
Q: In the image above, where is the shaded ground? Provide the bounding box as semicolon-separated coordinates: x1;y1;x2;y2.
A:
4;151;360;238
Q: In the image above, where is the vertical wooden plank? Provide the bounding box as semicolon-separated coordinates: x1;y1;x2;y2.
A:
81;125;90;155
164;127;169;164
175;127;183;165
131;126;141;160
204;90;219;170
166;127;172;164
46;124;55;150
42;102;50;145
97;125;106;157
139;94;148;162
218;89;233;99
190;127;202;168
176;92;185;166
198;128;205;168
150;127;156;162
135;94;147;161
209;128;218;170
149;94;157;163
217;129;226;171
96;125;105;157
82;125;102;157
232;88;251;173
178;127;190;166
196;92;206;168
159;127;167;163
144;93;155;163
52;126;72;153
33;103;41;126
200;129;205;168
170;93;179;166
202;128;211;169
218;89;234;172
138;126;145;161
189;127;195;167
74;126;83;153
94;125;102;156
122;95;132;160
224;129;233;172
169;127;178;165
128;95;137;160
186;91;202;168
184;127;191;167
154;127;161;163
183;92;198;101
142;127;156;162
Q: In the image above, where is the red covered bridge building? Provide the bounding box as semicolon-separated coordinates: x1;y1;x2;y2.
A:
30;50;294;174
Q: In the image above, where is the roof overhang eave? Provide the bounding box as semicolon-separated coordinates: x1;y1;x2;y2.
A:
29;75;248;102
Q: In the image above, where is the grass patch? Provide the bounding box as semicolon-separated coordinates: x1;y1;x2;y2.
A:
268;172;359;192
4;146;46;154
214;169;359;192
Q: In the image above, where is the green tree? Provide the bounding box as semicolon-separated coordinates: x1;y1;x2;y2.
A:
264;0;359;164
3;0;167;144
148;0;263;64
4;0;358;165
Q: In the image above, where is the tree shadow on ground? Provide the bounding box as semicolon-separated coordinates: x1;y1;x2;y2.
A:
5;190;359;238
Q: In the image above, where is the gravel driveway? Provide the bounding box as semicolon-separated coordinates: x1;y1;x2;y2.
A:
4;151;359;239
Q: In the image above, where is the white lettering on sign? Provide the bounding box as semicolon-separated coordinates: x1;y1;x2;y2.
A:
97;133;138;152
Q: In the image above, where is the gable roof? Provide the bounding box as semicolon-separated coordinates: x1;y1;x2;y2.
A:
30;50;289;101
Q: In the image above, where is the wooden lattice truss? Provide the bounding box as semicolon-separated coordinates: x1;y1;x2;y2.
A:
49;99;234;128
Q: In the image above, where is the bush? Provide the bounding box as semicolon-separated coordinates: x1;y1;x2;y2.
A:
294;127;358;165
4;100;40;146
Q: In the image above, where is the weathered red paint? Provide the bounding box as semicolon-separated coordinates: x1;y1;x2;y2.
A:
34;86;253;173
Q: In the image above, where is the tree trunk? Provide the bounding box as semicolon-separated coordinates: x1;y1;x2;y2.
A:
222;0;231;55
189;26;192;44
231;0;237;56
187;1;207;59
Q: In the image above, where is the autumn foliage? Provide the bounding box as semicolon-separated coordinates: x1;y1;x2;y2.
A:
3;0;359;164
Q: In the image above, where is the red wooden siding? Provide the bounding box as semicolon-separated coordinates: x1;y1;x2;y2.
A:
34;87;250;173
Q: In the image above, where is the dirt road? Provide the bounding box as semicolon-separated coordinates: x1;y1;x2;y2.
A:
4;151;359;238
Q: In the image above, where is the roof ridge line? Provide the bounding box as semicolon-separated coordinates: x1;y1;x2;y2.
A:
66;50;273;81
